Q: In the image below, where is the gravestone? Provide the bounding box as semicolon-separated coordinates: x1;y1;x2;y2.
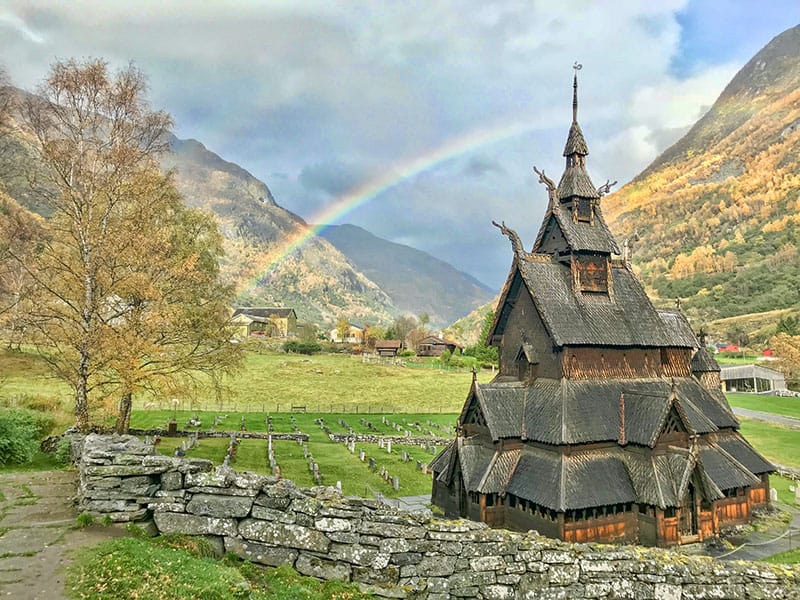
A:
359;450;365;462
392;476;400;491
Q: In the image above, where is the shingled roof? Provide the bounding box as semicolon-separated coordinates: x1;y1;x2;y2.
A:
490;259;697;348
472;377;739;446
563;121;589;157
532;200;619;254
430;438;769;512
691;347;721;373
557;165;600;199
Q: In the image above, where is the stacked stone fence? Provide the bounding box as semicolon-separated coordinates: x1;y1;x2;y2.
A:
328;433;451;446
127;429;308;442
77;434;799;599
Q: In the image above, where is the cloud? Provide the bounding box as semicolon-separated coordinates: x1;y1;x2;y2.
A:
0;0;790;295
0;11;45;44
299;160;374;197
462;155;506;178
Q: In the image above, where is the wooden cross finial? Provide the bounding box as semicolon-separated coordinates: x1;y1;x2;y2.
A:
572;62;582;123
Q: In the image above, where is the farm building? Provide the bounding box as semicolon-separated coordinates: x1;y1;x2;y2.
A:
430;71;773;548
416;336;463;357
231;307;297;338
375;340;403;357
721;364;787;394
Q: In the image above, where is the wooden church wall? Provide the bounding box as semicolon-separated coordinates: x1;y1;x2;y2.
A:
562;347;692;380
499;289;561;379
503;505;562;539
563;512;637;544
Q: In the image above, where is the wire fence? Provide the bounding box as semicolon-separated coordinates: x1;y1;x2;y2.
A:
134;399;458;415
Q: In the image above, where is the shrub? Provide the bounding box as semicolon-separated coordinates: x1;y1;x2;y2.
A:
282;341;322;355
398;349;415;357
0;409;54;466
54;435;73;466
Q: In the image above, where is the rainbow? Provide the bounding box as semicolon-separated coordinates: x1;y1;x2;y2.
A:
238;116;548;295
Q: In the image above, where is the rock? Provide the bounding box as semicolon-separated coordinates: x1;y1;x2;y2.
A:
224;536;298;567
186;493;253;518
238;519;330;553
251;505;296;523
153;512;237;536
295;553;351;581
161;471;183;490
315;517;351;532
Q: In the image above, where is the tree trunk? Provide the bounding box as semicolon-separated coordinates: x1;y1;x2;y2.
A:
116;392;133;434
75;348;91;432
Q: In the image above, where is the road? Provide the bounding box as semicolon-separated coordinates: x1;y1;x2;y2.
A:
732;406;800;429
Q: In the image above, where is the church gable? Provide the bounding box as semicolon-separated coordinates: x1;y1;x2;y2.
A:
533;213;570;254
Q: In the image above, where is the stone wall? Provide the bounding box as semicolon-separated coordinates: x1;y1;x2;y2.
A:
78;434;799;599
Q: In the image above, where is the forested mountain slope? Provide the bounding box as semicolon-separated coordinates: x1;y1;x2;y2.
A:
319;224;494;328
604;25;800;327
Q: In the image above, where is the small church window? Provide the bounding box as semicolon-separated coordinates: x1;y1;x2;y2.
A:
575;197;592;223
576;256;608;293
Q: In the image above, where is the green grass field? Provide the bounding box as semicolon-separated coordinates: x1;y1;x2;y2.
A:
726;393;800;419
0;348;490;416
738;419;800;469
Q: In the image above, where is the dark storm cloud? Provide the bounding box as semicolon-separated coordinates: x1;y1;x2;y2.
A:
299;160;375;197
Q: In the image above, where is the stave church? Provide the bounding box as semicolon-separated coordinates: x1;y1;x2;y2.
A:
430;69;773;547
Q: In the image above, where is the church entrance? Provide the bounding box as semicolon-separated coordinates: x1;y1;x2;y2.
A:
680;483;699;539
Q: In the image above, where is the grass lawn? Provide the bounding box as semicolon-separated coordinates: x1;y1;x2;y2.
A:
763;548;800;565
738;419;800;469
726;393;800;419
715;354;761;366
0;451;63;474
150;411;460;498
133;352;488;414
66;536;372;599
770;475;797;505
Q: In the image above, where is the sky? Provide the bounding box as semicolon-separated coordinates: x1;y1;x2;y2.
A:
1;1;798;290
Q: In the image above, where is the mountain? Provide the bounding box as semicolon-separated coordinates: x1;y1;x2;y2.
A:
604;25;800;331
442;295;498;347
318;224;495;328
161;138;398;326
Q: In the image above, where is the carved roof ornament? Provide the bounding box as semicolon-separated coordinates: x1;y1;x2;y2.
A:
533;166;557;204
597;179;618;196
492;220;529;262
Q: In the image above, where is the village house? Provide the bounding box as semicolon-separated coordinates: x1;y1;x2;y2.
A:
721;364;787;394
430;71;773;548
231;307;297;338
329;323;365;344
416;335;463;357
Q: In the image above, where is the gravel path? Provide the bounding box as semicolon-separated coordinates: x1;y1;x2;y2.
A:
732;407;800;429
0;470;128;600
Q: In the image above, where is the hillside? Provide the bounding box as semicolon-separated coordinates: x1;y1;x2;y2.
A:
442;295;499;347
319;224;495;328
161;138;397;326
605;25;800;330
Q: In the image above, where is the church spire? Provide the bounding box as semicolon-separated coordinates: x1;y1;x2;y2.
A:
572;62;579;124
562;62;589;161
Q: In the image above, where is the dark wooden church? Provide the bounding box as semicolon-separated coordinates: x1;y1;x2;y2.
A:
430;70;773;547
